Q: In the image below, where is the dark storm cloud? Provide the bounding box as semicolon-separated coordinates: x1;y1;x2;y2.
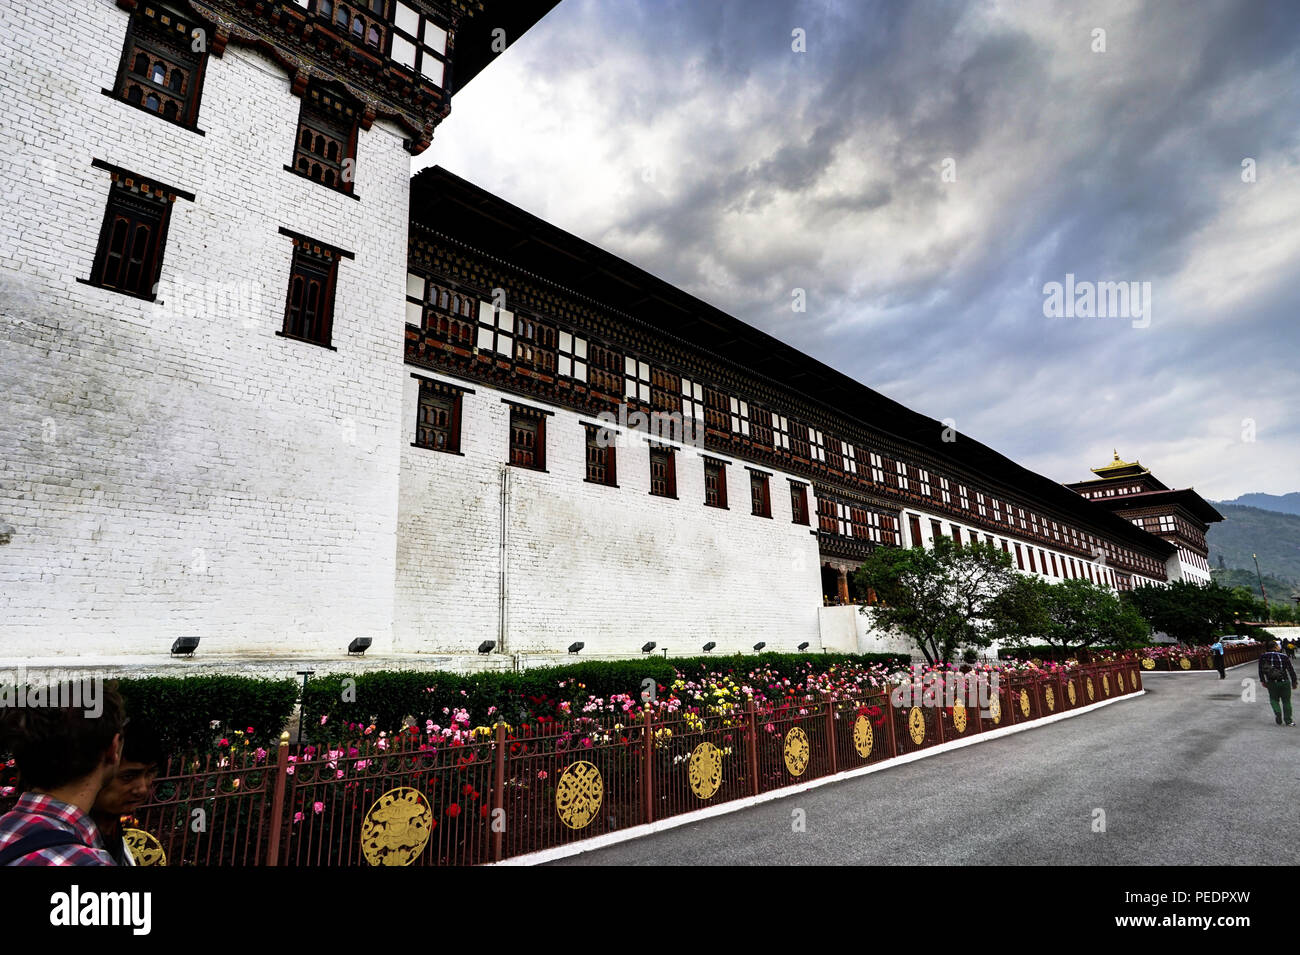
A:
427;0;1300;497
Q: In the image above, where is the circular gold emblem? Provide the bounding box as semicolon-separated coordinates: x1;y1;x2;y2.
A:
1141;658;1155;670
952;702;967;734
555;760;604;830
852;715;874;758
784;727;810;776
1179;657;1191;670
1117;672;1125;693
1102;674;1111;696
907;706;926;745
688;742;723;800
122;828;166;867
1067;680;1077;706
989;692;1002;724
1086;676;1095;701
360;787;433;866
1019;689;1030;718
1044;686;1055;712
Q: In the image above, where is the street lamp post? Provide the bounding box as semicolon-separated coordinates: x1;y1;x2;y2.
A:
1252;554;1269;623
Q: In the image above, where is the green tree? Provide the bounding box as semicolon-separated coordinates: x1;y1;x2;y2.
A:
852;536;1017;664
992;576;1149;652
1122;580;1241;644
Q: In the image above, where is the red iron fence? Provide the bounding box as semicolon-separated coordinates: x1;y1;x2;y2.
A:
1;661;1146;866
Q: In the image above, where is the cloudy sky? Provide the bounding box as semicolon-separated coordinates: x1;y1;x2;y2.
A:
418;0;1300;501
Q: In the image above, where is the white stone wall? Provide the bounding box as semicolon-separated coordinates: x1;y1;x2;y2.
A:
395;370;824;654
0;1;411;655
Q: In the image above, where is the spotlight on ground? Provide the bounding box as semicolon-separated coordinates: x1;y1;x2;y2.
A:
752;642;766;652
797;642;809;651
641;642;656;653
478;641;496;653
171;636;199;656
702;642;716;652
347;637;372;655
568;642;584;654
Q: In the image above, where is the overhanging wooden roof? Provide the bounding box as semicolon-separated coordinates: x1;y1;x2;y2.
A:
409;165;1177;558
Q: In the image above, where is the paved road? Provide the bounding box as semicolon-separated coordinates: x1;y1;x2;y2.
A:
549;667;1299;865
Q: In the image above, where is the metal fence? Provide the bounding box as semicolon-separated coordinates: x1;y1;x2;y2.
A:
0;661;1145;866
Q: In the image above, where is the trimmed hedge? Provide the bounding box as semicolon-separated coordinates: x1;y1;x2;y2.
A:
115;676;299;755
297;652;908;744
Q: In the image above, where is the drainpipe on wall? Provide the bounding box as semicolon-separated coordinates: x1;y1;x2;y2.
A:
498;463;510;654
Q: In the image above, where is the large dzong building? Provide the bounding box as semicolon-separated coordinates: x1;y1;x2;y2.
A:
0;1;1220;667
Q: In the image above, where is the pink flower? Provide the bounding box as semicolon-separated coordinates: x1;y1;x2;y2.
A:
293;811;304;824
320;715;328;726
336;770;345;779
312;801;325;814
537;771;548;780
254;747;268;761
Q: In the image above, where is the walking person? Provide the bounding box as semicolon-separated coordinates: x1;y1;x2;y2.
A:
1211;637;1226;679
1259;640;1298;727
0;681;125;865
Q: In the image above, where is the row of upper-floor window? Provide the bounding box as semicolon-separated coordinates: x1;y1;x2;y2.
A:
414;378;820;521
79;160;349;351
407;272;1168;576
1079;484;1146;498
107;4;444;196
901;514;1155;590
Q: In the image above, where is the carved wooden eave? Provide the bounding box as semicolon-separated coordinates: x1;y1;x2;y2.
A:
121;0;480;153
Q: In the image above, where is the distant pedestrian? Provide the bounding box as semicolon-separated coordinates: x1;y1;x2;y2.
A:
1211;638;1226;679
1258;640;1298;727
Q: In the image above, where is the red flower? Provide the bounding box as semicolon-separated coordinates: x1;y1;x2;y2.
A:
463;783;475;796
246;727;255;735
446;804;462;818
480;804;490;818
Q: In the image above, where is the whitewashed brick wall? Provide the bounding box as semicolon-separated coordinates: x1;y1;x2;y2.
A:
395;370;824;654
0;0;410;655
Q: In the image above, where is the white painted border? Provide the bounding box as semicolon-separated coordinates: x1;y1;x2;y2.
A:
1140;659;1256;675
493;688;1147;866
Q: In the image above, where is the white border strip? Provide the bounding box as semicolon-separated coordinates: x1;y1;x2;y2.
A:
494;688;1147;866
1141;659;1256;674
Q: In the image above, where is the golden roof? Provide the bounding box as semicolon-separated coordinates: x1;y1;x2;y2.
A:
1090;449;1150;478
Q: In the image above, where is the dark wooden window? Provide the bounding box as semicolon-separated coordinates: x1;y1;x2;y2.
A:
584;424;616;486
1027;548;1037;573
951;524;962;546
650;445;676;498
1014;542;1024;570
587;343;623;403
790;422;811;460
281;233;344;347
414;378;463;453
418;279;475;346
790;482;809;525
650;368;681;415
749;407;773;448
704;388;729;434
87;168;180;300
508;405;546;470
1050;553;1059;577
308;1;389;51
825;437;843;472
704;459;727;508
931;520;943;544
292;83;360;194
909;515;923;548
749;471;771;518
514;315;557;376
111;4;208;129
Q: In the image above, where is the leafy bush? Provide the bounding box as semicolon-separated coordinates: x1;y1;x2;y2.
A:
115;675;299;755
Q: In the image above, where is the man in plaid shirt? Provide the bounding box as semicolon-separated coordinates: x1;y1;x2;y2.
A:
0;683;125;865
1259;640;1298;727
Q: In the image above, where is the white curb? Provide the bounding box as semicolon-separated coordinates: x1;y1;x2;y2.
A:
492;687;1147;866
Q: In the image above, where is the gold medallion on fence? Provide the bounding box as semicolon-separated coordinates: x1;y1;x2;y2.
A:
689;743;723;800
555;760;604;830
1117;672;1125;693
1179;658;1191;670
1044;686;1055;712
1130;670;1138;687
1019;689;1030;718
907;706;926;744
853;715;874;757
123;828;166;867
952;702;968;734
784;727;811;776
360;787;433;866
989;692;1002;724
1141;658;1155;670
1086;677;1095;701
1067;680;1077;706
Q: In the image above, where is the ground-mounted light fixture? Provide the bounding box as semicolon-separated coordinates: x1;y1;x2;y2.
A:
641;642;656;653
702;641;716;652
753;642;766;652
347;637;372;655
478;640;496;653
171;636;200;656
568;642;584;654
797;642;809;651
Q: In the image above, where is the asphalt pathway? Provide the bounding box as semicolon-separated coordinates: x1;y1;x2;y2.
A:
548;667;1299;865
